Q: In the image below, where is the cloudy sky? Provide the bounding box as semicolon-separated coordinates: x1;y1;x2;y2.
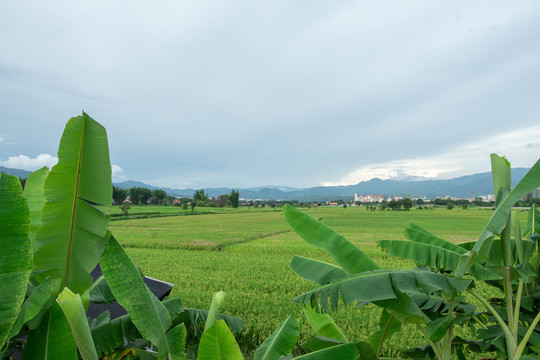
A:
1;1;539;189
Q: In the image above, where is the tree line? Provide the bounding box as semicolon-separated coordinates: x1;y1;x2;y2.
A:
112;185;240;208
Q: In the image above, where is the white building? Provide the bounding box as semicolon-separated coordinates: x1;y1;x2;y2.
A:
480;194;495;202
354;193;384;203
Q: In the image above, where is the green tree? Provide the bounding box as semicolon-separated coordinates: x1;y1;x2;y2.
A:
112;185;128;204
388;199;402;211
228;189;239;208
181;199;189;211
193;189;208;206
402;198;413;210
150;189;168;205
217;194;228;207
129;187;152;205
447;203;454;210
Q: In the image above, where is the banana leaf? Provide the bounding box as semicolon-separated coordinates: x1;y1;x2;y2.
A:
174;308;244;338
290;256;348;285
197;320;244;360
254;316;299;360
292;343;358;359
33;113;112;294
456;156;540;276
89;299;183;357
89;275;116;304
1;277;59;352
491;154;511;207
90;311;143;357
458;241;476;251
0;173;32;348
162;298;184;317
380;240;460;271
205;291;226;331
493;155;514;268
302;336;344;352
24;166;48;252
23;302;78;359
284;204;380;275
102;348;159;360
165;324;187;360
512;211;525;264
379;240;502;280
522;204;540;239
302;303;347;343
405;223;467;254
90;302;187;357
374;291;430;324
425;314;454;342
294;269;472;314
56;287;98;360
101;235;183;359
367;309;401;356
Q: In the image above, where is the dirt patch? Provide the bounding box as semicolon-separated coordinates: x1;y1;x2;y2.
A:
191;239;220;247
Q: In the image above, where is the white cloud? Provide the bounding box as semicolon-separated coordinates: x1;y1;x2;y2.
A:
0;156;129;183
0;154;58;171
323;126;540;186
111;164;126;182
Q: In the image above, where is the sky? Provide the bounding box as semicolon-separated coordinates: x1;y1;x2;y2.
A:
1;1;539;189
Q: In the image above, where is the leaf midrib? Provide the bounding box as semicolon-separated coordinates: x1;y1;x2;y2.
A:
298;269;461;300
258;318;288;359
65;116;85;288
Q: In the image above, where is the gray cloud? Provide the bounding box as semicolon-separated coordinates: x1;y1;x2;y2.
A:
1;1;539;188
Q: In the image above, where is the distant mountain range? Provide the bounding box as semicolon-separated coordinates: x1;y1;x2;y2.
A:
0;166;31;179
1;165;531;201
112;168;531;201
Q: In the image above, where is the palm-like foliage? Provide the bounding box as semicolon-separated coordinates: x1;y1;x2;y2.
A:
284;204;476;360
0;114;239;359
0;174;32;348
2;113;361;360
33;114;112;293
284;155;540;359
376;155;540;359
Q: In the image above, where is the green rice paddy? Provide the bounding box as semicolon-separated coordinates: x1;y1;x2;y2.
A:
104;205;502;357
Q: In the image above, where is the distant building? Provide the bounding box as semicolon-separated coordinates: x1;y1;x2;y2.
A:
524;187;540;201
354;193;384;203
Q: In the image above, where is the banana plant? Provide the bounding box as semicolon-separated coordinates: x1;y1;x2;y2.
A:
378;154;540;359
466;156;540;360
1;113;226;359
283;203;476;360
1;113;112;358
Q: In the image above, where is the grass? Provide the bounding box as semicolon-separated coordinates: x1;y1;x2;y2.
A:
105;206;503;357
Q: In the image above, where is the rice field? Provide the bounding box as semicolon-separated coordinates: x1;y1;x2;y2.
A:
104;205;501;357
